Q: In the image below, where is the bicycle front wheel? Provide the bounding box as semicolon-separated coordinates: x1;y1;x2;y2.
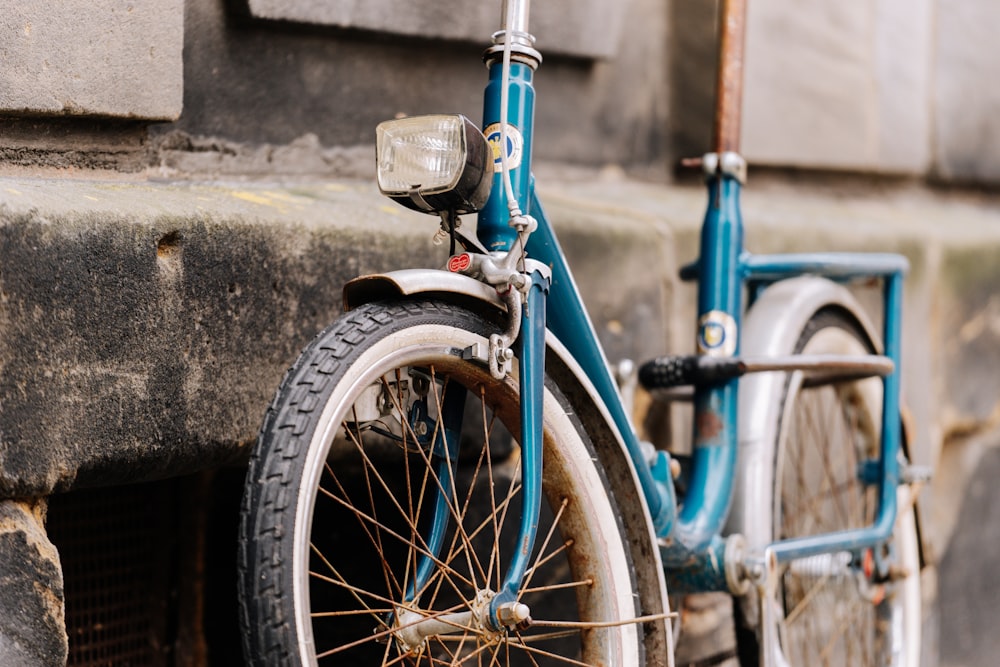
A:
238;299;645;666
758;309;921;667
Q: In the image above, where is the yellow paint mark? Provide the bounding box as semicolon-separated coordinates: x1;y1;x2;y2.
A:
378;205;401;216
83;195;100;201
324;184;349;192
262;191;308;205
231;191;276;207
5;188;22;196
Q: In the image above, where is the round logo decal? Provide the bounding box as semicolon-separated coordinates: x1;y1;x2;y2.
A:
697;311;737;357
483;123;524;173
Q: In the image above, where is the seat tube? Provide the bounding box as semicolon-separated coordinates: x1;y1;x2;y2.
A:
669;0;748;554
676;174;744;552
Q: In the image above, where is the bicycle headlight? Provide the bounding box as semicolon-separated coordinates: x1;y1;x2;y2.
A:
376;114;493;215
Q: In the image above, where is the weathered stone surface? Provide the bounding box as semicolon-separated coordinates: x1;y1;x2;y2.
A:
933;0;1000;184
0;179;432;494
938;440;1000;667
0;176;673;496
0;0;183;120
0;500;66;666
163;0;668;173
242;0;628;60
741;0;933;173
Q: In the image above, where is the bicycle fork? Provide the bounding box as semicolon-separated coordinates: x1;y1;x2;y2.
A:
392;264;551;648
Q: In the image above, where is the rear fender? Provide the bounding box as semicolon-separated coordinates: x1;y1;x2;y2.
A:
728;276;908;544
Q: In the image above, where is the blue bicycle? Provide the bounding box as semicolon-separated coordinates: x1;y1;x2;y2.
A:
238;1;925;665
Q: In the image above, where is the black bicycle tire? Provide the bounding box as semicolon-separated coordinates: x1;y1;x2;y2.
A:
741;306;921;667
237;298;646;666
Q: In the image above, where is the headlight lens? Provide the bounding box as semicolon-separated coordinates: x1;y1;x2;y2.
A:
376;114;492;214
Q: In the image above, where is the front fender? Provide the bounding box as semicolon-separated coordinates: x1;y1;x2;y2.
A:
344;269;505;317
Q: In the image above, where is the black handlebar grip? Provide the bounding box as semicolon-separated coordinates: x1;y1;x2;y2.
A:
638;355;744;388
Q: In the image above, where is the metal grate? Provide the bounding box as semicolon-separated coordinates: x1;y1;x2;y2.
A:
47;481;174;667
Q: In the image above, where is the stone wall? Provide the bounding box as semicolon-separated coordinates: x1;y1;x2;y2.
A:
671;0;1000;186
0;0;995;185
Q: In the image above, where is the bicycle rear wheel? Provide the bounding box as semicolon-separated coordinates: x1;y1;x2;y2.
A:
238;299;646;666
759;308;921;666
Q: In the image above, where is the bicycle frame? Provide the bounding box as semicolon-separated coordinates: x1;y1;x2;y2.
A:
476;0;907;598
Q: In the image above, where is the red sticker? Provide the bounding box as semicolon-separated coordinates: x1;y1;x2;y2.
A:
448;254;472;272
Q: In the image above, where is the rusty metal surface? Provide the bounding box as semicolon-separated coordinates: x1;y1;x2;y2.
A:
712;0;748;155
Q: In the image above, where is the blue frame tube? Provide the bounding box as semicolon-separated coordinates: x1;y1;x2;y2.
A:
478;61;535;252
666;175;744;560
472;30;910;592
741;252;908;562
525;187;675;535
477;48;675;540
764;270;905;563
743;252;909;281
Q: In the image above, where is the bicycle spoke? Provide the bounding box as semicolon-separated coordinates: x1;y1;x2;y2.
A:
509;637;592;667
486;454;522;591
314;602;468;660
323;455;405;599
428;370;491;589
330;418;482;602
479;393;505;593
518;497;568;599
311;607;394;618
309;567;396;608
381;371;484;594
315;487;477;593
521;579;592;595
352;401;402;600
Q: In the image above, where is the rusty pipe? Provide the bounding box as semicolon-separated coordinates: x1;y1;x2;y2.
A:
712;0;748;155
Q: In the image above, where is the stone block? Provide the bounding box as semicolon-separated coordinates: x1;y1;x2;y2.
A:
933;1;1000;184
0;500;66;666
164;0;668;172
243;0;628;59
740;0;933;173
0;0;183;120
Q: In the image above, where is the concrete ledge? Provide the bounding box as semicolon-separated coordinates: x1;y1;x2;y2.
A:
0;176;673;495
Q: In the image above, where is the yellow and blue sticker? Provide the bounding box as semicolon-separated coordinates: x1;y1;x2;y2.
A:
697;310;737;357
483;122;524;173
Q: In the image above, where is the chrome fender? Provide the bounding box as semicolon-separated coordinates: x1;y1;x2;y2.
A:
725;275;882;546
343;268;672;659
